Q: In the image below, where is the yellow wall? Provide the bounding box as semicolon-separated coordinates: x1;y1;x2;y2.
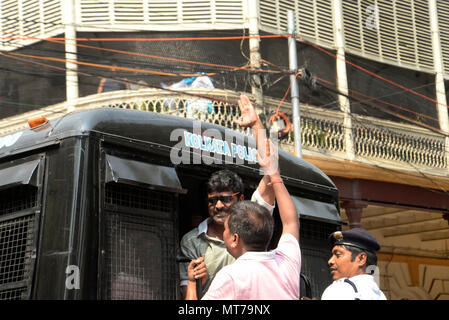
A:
378;253;449;300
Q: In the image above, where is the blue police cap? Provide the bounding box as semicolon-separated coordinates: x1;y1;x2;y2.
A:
329;228;380;252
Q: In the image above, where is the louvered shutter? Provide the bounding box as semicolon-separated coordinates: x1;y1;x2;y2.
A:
437;0;449;77
0;0;62;50
0;0;20;48
214;0;243;24
42;0;61;34
79;0;111;24
181;0;211;24
343;0;434;73
147;0;179;24
114;1;144;23
78;0;243;28
260;0;335;49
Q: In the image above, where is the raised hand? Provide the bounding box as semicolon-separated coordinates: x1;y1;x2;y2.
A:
187;257;208;286
185;256;209;300
236;94;260;129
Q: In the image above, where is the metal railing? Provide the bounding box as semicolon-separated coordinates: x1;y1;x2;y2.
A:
0;88;447;175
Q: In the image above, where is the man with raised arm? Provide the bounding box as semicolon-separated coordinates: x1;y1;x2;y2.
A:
179;95;276;298
185;96;300;300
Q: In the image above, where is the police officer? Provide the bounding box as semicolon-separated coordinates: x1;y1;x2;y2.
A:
321;228;387;300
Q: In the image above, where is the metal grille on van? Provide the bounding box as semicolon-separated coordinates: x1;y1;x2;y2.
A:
0;185;37;215
0;185;38;300
102;183;177;300
300;219;339;298
301;218;338;241
105;183;173;213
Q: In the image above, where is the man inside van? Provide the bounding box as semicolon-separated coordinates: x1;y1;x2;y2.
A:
179;95;276;298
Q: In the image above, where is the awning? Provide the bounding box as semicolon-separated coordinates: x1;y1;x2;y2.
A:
0;159;41;190
291;195;341;224
105;154;186;194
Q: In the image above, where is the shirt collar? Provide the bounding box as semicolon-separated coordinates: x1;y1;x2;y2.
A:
350;274;375;281
336;274;374;283
237;250;275;261
197;217;211;236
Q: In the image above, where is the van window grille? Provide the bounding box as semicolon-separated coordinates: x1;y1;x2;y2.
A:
300;218;339;241
0;185;37;216
0;216;34;285
105;183;172;213
300;219;338;298
103;212;177;300
0;185;38;300
0;288;27;300
301;245;332;298
102;183;177;300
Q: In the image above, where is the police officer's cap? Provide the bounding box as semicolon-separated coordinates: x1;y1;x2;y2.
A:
329;228;380;252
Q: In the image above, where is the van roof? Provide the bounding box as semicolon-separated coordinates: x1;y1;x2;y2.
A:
0;108;337;193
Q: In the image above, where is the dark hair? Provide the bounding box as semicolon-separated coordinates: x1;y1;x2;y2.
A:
207;169;244;194
227;201;274;251
343;245;378;270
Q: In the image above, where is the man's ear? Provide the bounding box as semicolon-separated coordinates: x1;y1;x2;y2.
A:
357;252;367;266
239;194;244;201
231;233;240;248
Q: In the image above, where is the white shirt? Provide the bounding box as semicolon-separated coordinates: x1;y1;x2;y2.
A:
202;234;300;300
321;274;387;300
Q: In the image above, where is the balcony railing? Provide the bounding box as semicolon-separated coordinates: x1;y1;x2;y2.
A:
0;88;447;175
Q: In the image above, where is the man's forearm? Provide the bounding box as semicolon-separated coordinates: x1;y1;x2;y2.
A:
185;281;198;300
252;119;278;205
256;175;275;206
268;173;299;241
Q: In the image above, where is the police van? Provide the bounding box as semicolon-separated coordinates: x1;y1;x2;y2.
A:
0;108;341;299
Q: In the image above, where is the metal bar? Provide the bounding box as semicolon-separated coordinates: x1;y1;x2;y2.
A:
333;0;355;160
429;0;449;172
248;0;263;107
288;10;301;158
63;0;79;112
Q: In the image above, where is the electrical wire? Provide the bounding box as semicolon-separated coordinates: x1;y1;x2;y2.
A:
1;13;448;200
0;22;446;138
261;63;449;194
2;13;448;112
3;21;446;118
0;43;443;138
315;77;440;123
2;45;449;194
2;38;446;136
1;32;286;79
297;36;449;111
254;58;444;132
